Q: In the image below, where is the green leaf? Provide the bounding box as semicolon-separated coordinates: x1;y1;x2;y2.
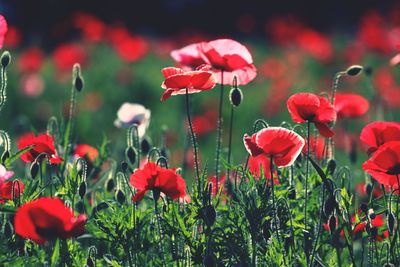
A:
4;145;34;168
307;155;333;194
51;239;60;267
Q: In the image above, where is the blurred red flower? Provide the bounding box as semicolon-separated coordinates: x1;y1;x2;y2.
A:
113;35;148;62
17;48;44;73
287;92;336;137
74;144;99;162
334;93;369;119
0;15;7;49
208;175;226;197
160;66;216;101
199;39;257;85
0;180;24;200
52;44;86;71
362;141;400;188
73;12;106;43
4;26;20;48
17;133;63;164
14;197;86;244
303;135;325;160
360;121;400;154
244;127;305;168
130;162;186;203
358;12;391;54
171;43;207;68
191;110;217;136
296;29;333;62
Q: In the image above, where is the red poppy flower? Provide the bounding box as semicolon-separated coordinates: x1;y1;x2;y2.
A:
296;29;333;62
334;93;369;119
17;47;44;73
4;26;20;48
14;197;85;244
74;144;99;162
0;180;24;200
302;135;326;160
17;133;63;164
360;121;400;154
199;39;257;85
356;183;383;198
113;35;148;62
0;15;7;49
130;162;186;203
160;66;216;101
248;154;279;181
243;127;305;168
287;92;336;138
362;141;400;187
73;12;105;43
52;44;86;71
191;110;217;136
171;43;207;68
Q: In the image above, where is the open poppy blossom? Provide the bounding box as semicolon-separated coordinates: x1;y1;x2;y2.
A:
334;93;369;119
160;66;217;101
287;92;336;137
0;180;24;200
248;154;275;180
360;121;400;154
130;162;186;203
362;141;400;188
243;127;305;168
171;43;207;68
17;133;63;164
14;197;86;244
199;39;257;85
74;144;99;163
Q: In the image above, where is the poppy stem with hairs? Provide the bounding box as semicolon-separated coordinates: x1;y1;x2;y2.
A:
215;71;224;194
185;87;201;193
304;120;310;262
153;190;166;266
227;105;234;185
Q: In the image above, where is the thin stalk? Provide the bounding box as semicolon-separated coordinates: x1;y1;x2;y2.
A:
215;71;224;192
154;194;166;267
185;88;200;193
227;105;234;182
304;120;310;263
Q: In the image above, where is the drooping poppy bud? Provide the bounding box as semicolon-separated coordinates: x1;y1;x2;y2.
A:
78;181;87;199
345;65;363;76
30;161;40;179
229;87;243;107
105;178;115;192
125;146;137;165
115;189;125;205
1;51;11;68
328;215;337;234
327;159;336;175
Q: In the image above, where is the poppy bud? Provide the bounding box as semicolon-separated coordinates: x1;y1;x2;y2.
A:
203;253;216;267
91;202;109;218
141;137;151;154
287;185;296;199
368;209;376;219
360;203;368;213
365;183;373;196
115;190;125;205
204;205;216;227
387;212;397;234
74;76;84;92
324;196;336;216
1;150;9;162
79;181;87;199
121;161;128;173
76;200;85;214
328;215;337;234
30;162;40;179
345;65;363;76
1;51;11;68
327;159;336;175
125;146;137;165
229;87;243;107
86;257;94;267
72;64;84;92
105;178;114;192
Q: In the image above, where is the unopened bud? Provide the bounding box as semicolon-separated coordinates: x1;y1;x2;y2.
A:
360;203;368;213
324;196;336;216
115;190;125;205
125;146;137;165
368;209;376;219
327;159;336;175
73;64;84;92
204;205;216;227
121;161;128;173
79;181;87;199
1;150;9;162
1;51;11;68
328;215;337;234
141;137;151;154
345;65;363;76
229;87;243;107
105;178;114;192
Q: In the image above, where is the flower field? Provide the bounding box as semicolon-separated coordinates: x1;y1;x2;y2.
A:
0;5;400;266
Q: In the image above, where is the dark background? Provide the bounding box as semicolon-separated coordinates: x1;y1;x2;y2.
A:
1;0;399;46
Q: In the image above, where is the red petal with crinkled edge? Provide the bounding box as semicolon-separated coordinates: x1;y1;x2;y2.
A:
315;96;336;123
212;64;257;85
315;122;335;138
360;121;400;154
255;127;305;167
190;71;217;89
287;93;320;123
161;67;185;79
243;133;263;156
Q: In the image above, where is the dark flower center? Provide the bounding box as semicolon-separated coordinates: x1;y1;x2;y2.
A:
387;164;400;175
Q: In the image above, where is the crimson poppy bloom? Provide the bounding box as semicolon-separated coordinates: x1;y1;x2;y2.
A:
191;110;217;136
17;47;44;73
248;154;274;179
0;15;7;49
74;144;99;162
334;93;369;119
302;135;326;160
0;180;24;200
73;12;106;43
52;43;86;71
171;43;207;68
287;92;336;137
360;121;400;154
14;197;86;244
243;127;305;168
130;162;186;203
199;39;257;85
17;133;63;164
362;141;400;187
160;66;217;101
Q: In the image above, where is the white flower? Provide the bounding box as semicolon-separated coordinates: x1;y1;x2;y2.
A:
0;164;14;184
114;103;151;139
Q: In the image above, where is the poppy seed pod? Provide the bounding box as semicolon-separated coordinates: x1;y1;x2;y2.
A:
387;212;397;234
1;51;10;68
229;87;243;107
345;65;363;76
79;181;87;199
125;146;137;165
30;162;40;179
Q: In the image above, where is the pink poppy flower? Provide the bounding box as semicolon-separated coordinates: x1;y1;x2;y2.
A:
114;103;150;139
